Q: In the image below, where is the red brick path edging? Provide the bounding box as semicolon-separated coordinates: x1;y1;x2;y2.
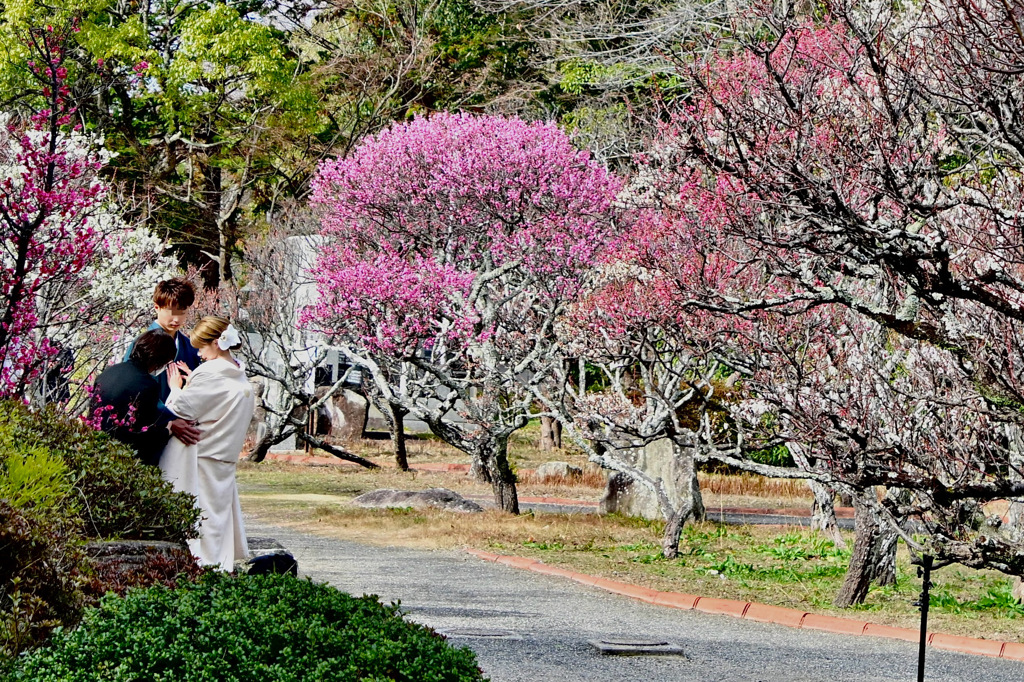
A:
465;549;1024;662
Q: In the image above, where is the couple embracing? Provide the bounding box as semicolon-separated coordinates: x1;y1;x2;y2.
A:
92;278;254;570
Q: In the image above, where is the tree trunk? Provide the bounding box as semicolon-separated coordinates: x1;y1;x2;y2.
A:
662;502;691;559
789;442;844;548
539;416;562;450
1006;425;1024;602
868;488;908;587
660;440;705;558
834;492;886;607
389;401;409;471
478;435;518;514
809;481;847;549
869;526;899;586
366;389;409;471
469;458;491;483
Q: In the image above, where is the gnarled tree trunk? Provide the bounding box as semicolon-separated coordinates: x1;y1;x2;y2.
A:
539;416;562;450
835;491;888;607
389;402;409;471
476;434;519;514
661;441;705;558
809;481;847;549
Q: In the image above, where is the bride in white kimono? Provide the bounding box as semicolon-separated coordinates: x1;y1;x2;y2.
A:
159;316;255;570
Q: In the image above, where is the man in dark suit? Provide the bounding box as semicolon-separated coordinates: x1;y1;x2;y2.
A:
91;328;178;466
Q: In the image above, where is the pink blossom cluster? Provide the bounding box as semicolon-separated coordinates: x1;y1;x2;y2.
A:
0;33;106;397
308;249;477;355
305;113;621;357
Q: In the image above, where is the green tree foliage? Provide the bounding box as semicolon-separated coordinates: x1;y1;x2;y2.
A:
71;0;320;283
0;0;546;284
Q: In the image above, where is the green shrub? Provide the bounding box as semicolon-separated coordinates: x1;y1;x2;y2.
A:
11;573;486;682
0;401;200;542
0;500;87;661
0;423;73;512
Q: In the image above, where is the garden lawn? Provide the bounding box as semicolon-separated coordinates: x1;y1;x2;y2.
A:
237;461;1024;643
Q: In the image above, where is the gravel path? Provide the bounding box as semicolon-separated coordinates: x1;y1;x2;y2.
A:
247;520;1022;682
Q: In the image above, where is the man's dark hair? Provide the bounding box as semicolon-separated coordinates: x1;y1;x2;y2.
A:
153;278;196;309
129;329;177;373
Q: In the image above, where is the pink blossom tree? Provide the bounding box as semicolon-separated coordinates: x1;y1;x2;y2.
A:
0;26;107;398
304;112;621;512
622;2;1024;600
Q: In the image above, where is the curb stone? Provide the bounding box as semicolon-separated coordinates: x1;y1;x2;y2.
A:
465;549;1023;662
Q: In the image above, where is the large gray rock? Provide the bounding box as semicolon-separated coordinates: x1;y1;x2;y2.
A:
534;461;584;481
85;540;187;566
352;488;484;513
599;439;704;521
242;536;298;575
246;379;268;445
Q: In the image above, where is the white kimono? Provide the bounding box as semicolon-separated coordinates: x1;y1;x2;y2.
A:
160;356;255;570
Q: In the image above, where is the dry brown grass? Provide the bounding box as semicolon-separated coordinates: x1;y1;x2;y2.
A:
698;472;813;500
237;465;1024;642
517;465;608;490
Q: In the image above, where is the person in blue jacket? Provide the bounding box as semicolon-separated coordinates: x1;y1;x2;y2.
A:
124;278;202;451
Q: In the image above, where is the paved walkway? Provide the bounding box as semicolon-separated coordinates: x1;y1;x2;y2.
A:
247;520;1023;682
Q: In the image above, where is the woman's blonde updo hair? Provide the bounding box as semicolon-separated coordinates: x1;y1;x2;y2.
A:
190;315;241;351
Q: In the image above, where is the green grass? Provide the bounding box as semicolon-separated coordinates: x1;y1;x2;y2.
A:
237;460;1024;642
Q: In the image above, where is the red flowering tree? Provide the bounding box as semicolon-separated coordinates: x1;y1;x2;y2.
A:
304;113;621;512
0;26;107;397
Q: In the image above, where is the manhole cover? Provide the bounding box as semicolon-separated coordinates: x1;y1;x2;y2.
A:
600;638;670;647
589;638;686;657
439;628;522;640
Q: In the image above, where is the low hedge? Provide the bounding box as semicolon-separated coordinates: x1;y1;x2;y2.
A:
10;573;486;682
0;500;86;661
0;400;203;662
0;400;200;542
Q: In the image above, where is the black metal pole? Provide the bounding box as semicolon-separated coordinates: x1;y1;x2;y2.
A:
917;554;933;682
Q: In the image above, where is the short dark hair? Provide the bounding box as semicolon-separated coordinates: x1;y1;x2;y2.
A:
153;278;195;309
129;329;177;373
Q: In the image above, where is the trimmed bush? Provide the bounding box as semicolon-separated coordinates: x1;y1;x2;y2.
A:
0;422;74;512
11;573;486;682
0;401;200;542
0;500;86;660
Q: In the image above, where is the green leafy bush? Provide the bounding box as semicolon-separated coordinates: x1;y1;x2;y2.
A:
0;500;87;661
0;402;205;665
0;401;199;542
0;423;73;511
11;573;485;682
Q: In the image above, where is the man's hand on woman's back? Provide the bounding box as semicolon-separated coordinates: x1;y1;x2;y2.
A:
169;418;201;445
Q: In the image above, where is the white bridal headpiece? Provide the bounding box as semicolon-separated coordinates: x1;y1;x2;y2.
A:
217;323;241;350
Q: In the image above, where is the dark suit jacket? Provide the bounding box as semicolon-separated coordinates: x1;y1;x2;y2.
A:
90;359;170;466
123;322;202;421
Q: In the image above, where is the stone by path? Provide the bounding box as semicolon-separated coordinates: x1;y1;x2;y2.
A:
247;519;1023;682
